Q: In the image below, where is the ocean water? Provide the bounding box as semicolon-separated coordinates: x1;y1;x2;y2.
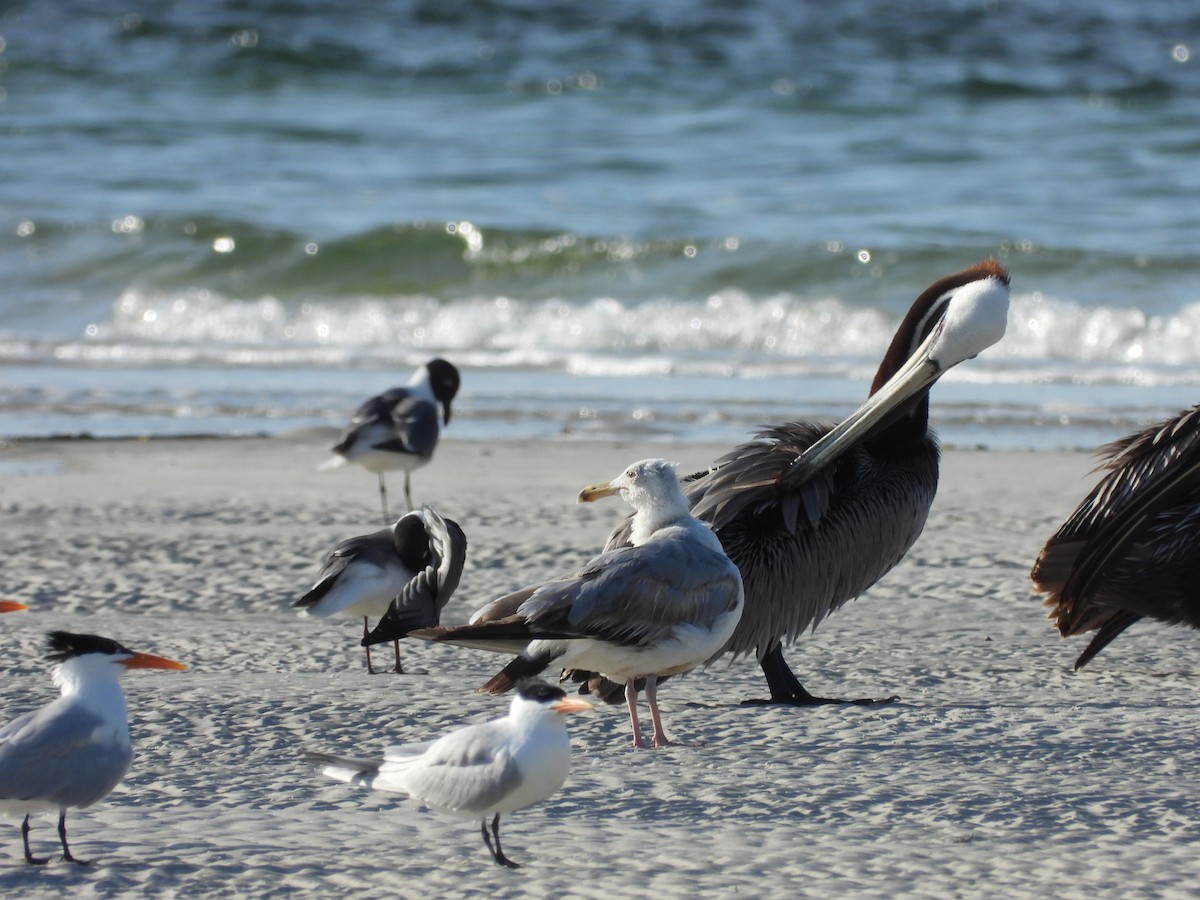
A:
2;0;1199;450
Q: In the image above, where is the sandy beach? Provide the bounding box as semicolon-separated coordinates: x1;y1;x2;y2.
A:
2;431;1199;898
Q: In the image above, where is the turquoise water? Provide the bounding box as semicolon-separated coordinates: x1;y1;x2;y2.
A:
2;1;1198;448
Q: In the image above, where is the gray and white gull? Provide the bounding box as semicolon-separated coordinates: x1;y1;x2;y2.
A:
412;458;745;748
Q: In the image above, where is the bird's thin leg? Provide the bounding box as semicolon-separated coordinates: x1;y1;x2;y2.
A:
481;814;520;868
57;810;88;865
392;639;404;674
403;471;413;513
22;814;49;866
378;473;390;525
644;675;671;748
625;679;649;749
363;618;378;675
744;643;899;707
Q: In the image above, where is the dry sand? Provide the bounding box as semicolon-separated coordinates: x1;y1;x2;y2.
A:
2;432;1199;898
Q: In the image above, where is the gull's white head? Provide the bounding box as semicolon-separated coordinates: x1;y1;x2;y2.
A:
578;458;686;513
578;459;692;544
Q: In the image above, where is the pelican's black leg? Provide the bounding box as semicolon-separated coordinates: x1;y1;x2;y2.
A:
57;810;89;865
743;644;899;706
392;639;405;674
22;814;49;865
378;474;390;525
481;813;520;868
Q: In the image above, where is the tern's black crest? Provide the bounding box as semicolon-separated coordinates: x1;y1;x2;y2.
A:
515;678;567;704
45;631;132;663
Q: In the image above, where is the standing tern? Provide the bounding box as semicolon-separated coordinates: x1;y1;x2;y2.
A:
308;679;591;868
412;458;745;748
570;261;1011;706
1033;404;1200;670
321;358;461;522
294;505;467;674
0;631;186;865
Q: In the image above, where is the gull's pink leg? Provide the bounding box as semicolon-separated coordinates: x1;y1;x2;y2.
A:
645;675;671;748
625;679;648;748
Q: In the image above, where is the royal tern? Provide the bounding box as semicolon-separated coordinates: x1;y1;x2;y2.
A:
0;631;186;865
321;358;461;522
413;458;744;748
570;261;1010;705
1034;404;1200;670
309;678;590;868
294;506;467;674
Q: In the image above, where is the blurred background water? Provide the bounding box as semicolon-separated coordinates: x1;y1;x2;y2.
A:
2;0;1198;449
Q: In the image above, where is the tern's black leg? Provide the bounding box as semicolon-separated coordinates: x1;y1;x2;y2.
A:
57;810;89;865
378;474;390;525
742;643;899;706
403;472;413;513
480;814;520;869
363;618;378;675
392;639;405;674
22;814;49;866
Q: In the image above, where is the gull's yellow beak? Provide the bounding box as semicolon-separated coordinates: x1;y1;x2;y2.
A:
578;481;619;503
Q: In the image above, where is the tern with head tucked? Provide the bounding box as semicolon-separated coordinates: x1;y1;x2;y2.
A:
413;458;745;749
294;505;467;674
0;631;186;865
321;357;461;522
308;678;591;868
567;261;1011;706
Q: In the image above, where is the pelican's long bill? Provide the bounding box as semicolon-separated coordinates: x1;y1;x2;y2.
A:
784;265;1010;483
118;651;188;671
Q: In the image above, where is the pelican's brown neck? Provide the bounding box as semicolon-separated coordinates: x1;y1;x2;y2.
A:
865;259;1010;448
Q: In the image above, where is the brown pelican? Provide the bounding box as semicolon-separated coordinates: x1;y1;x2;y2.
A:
321;358;461;523
570;260;1011;705
295;506;467;674
410;459;745;748
1032;405;1200;670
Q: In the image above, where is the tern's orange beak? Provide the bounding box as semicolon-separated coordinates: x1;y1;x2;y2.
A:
0;600;28;613
119;651;187;671
553;697;593;715
578;481;619;503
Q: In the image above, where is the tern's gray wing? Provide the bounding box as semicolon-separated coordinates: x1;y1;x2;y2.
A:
519;536;742;647
0;703;131;808
382;720;521;815
294;528;394;609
